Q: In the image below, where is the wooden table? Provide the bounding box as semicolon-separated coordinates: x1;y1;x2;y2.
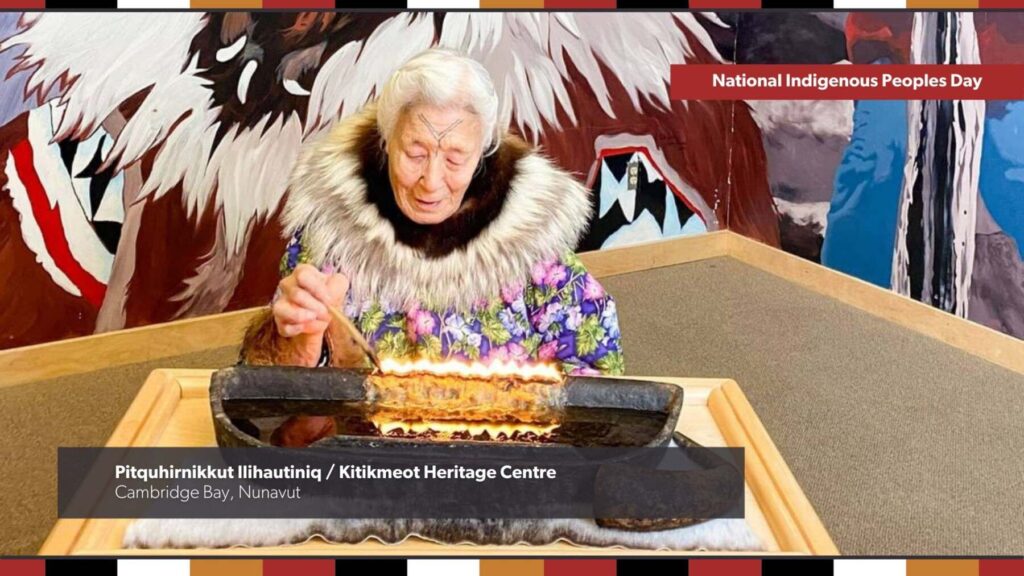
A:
41;370;837;556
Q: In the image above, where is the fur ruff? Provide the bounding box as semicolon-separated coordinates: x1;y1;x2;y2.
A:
124;517;763;551
282;104;593;311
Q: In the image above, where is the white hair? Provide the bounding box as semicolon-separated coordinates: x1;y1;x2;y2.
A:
376;48;502;156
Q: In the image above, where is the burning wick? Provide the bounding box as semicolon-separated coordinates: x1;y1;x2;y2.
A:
365;357;567;433
378;357;563;383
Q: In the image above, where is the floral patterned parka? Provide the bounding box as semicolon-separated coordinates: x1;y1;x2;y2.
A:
281;231;624;376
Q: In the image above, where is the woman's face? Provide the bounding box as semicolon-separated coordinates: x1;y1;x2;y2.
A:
388;104;484;225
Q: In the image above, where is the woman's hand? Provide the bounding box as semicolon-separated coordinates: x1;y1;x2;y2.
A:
272;263;350;361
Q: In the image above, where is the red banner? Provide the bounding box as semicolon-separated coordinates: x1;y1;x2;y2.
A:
670;65;1024;100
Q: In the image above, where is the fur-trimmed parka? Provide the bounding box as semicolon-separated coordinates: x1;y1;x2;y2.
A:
241;104;624;376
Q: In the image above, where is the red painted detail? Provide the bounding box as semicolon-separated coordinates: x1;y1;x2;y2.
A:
11;139;106;307
595;145;707;225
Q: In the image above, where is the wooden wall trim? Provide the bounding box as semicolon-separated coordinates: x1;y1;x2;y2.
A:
579;230;731;278
11;230;1019;387
0;309;262;389
727;232;1024;377
0;233;728;388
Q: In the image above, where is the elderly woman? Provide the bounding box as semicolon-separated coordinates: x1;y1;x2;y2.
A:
241;49;623;378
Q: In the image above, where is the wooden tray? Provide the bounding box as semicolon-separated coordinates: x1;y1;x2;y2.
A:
40;370;837;556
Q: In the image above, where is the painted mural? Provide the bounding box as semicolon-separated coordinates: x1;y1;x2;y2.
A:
3;11;1020;349
737;12;1024;340
0;12;779;350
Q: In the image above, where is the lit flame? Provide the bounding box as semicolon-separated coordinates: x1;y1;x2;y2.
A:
379;357;563;383
368;357;565;438
370;415;558;440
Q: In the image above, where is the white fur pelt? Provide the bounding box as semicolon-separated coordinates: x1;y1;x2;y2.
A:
282;103;592;311
124;517;763;551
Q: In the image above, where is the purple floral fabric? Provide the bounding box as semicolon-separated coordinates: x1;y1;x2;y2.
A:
279;233;624;375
